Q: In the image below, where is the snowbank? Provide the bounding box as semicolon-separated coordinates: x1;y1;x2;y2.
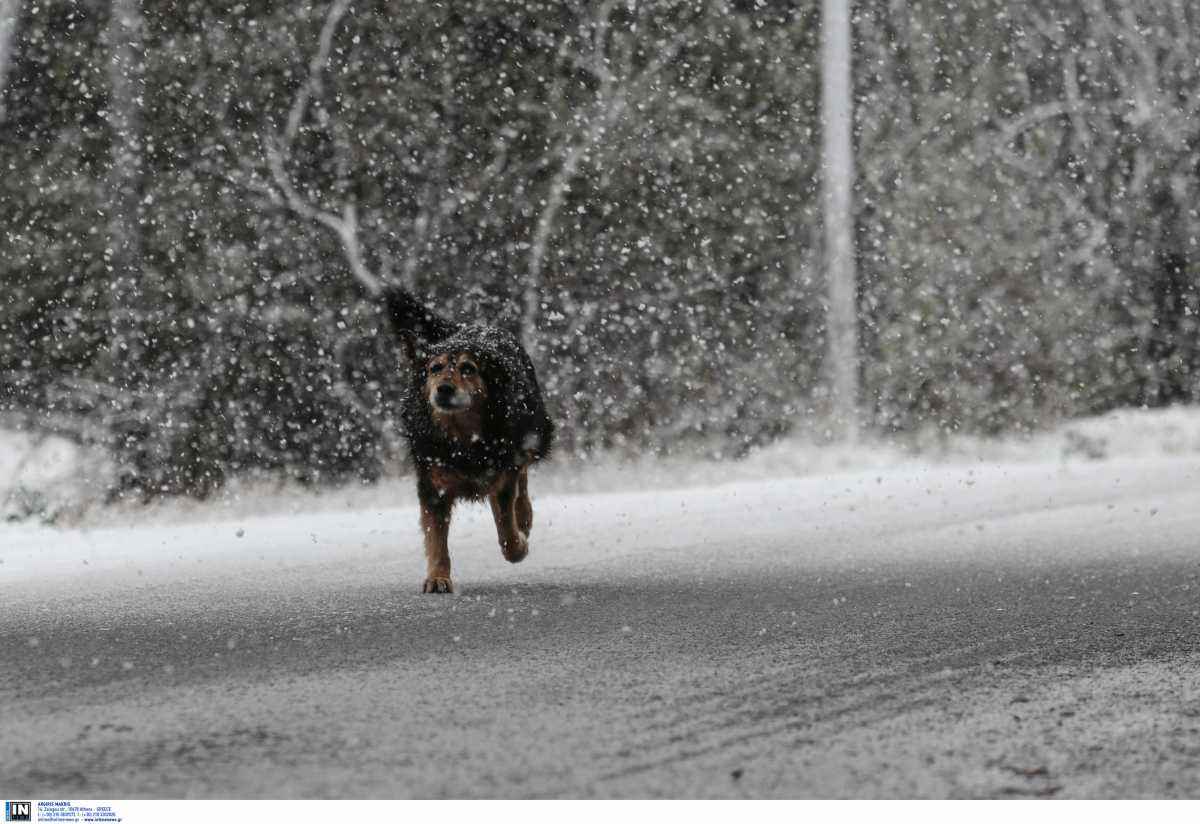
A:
3;405;1200;529
0;430;110;524
3;451;1197;591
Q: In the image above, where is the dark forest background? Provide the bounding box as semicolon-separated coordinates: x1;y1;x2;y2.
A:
1;0;1198;499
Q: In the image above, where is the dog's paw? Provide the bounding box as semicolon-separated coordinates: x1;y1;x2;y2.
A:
501;532;529;564
422;576;454;594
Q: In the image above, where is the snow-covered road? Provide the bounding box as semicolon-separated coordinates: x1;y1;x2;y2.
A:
2;457;1199;797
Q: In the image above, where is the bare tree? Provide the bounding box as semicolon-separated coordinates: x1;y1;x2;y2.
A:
266;141;386;297
521;3;685;357
281;0;350;154
0;0;18;122
264;2;689;372
821;0;858;441
521;2;627;356
261;1;510;301
257;0;387;297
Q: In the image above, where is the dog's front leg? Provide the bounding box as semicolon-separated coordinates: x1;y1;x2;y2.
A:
515;465;533;537
419;493;454;593
489;470;528;563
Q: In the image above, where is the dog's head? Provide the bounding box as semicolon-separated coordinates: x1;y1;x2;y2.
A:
424;350;489;421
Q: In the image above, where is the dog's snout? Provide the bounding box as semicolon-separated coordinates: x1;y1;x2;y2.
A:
431;379;468;413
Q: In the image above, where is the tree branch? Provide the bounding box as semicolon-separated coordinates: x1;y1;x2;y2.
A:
262;0;385;297
521;3;685;351
265;141;384;296
283;0;351;151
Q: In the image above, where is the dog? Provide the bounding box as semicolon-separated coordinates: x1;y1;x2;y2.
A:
382;286;554;593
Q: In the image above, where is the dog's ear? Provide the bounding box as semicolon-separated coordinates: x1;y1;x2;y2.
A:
382;286;459;344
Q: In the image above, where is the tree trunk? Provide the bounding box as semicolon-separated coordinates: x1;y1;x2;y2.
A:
0;0;19;122
820;0;859;441
104;0;143;369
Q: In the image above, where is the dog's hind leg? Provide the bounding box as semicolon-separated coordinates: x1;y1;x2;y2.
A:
515;466;533;537
490;470;529;563
418;487;454;594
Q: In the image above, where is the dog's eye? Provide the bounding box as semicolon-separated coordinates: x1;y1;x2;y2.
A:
459;362;477;376
428;363;444;374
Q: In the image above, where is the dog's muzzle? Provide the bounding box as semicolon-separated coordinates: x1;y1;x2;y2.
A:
432;383;469;412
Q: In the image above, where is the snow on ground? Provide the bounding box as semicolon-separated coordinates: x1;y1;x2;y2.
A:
3;425;1198;798
4;447;1196;594
4;405;1200;530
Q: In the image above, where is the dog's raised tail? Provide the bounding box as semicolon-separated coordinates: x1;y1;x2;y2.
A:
381;286;459;347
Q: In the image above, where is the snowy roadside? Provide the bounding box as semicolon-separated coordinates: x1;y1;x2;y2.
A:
3;405;1200;530
0;430;111;524
3;450;1197;594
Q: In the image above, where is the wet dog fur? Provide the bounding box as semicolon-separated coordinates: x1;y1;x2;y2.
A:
382;287;553;593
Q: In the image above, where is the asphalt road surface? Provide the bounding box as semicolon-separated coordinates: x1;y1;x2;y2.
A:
2;457;1199;798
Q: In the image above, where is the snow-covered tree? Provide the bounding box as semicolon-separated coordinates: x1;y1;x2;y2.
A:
2;0;1198;498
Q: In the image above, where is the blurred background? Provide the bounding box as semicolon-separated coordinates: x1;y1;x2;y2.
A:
1;0;1198;510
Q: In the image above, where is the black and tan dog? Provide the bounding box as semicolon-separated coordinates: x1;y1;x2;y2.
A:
382;287;554;593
